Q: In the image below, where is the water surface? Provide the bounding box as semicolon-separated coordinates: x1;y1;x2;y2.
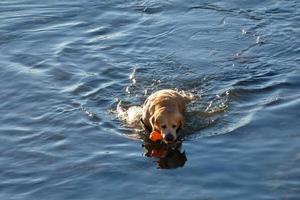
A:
1;0;300;199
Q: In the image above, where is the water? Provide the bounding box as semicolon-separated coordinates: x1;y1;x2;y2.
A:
1;0;300;199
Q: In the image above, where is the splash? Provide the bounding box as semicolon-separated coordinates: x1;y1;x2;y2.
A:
125;67;137;94
184;89;231;136
204;90;230;114
116;101;143;128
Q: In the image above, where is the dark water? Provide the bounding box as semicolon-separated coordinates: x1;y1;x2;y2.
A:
1;0;300;199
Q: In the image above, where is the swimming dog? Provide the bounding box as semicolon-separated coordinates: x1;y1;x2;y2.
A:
142;89;193;143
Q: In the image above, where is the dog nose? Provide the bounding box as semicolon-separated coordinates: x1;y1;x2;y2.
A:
165;133;174;142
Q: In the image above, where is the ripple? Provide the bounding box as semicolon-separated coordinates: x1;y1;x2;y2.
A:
134;5;164;14
85;26;111;37
233;79;295;98
1;0;300;199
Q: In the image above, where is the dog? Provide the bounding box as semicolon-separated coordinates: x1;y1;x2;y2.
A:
142;89;193;144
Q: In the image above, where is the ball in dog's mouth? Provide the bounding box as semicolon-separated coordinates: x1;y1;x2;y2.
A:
149;131;162;142
149;131;177;145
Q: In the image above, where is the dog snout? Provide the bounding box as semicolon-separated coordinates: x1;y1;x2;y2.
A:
164;133;174;142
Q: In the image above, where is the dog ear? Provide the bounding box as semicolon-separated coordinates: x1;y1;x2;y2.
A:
149;115;157;131
176;115;184;134
179;115;185;129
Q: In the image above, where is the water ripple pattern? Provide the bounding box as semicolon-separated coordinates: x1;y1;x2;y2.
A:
0;0;299;200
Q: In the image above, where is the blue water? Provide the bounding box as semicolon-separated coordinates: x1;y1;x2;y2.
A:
1;0;300;199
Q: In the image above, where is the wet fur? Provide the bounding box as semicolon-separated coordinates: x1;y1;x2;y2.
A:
142;89;193;143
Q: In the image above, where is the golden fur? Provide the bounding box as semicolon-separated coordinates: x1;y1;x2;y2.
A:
142;89;192;143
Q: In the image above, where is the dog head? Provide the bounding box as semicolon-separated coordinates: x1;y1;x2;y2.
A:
150;108;184;143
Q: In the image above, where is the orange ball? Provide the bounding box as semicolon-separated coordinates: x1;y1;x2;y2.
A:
149;131;162;142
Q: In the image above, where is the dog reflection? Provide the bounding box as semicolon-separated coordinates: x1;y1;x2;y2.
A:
143;141;187;169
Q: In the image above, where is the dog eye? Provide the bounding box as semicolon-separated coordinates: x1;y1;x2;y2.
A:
161;125;166;129
172;124;177;128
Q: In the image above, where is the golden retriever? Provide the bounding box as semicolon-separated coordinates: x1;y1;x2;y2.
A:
142;89;193;144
